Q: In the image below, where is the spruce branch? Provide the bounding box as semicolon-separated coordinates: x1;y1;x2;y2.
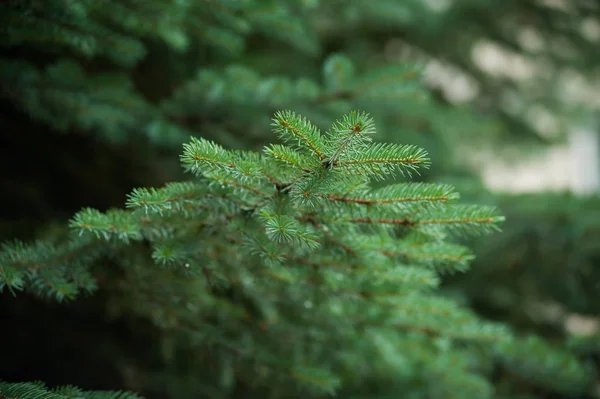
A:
0;238;102;301
324;110;376;166
0;0;596;394
0;381;142;399
259;208;321;249
335;142;430;179
271;110;327;160
126;181;206;215
1;109;511;396
181;136;238;175
415;205;505;236
324;182;458;208
69;208;143;242
263;144;318;173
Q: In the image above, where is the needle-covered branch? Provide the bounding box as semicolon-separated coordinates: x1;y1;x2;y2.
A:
2;109;591;397
0;381;141;399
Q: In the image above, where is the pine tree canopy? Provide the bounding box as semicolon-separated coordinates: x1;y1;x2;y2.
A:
1;111;595;398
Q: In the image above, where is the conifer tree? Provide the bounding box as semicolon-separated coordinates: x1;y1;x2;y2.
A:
1;110;595;398
454;192;600;380
1;0;599;398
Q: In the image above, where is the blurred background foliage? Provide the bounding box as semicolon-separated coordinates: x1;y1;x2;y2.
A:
1;0;599;397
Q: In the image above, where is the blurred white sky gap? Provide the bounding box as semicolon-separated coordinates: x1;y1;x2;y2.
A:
480;127;599;194
424;38;600;194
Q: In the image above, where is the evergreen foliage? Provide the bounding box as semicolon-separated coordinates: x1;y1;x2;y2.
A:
0;380;141;399
447;192;600;397
1;0;599;398
1;111;596;397
5;0;596;151
457;193;600;327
